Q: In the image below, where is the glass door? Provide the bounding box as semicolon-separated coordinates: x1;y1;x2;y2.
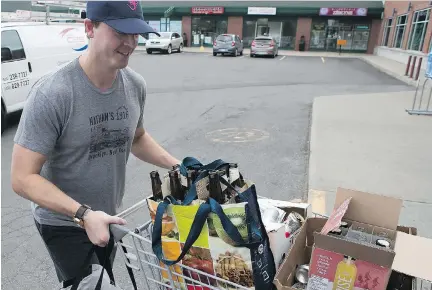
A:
325;26;339;51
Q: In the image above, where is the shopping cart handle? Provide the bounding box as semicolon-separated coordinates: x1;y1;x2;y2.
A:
109;224;129;242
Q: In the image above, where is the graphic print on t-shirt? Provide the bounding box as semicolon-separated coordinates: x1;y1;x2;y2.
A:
88;105;131;160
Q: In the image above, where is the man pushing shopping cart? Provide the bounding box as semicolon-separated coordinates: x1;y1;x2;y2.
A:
11;1;180;289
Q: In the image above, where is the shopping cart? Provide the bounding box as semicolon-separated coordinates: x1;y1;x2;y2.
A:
110;199;251;290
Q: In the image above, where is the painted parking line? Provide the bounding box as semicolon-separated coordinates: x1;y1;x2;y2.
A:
279;56;286;61
321;57;325;63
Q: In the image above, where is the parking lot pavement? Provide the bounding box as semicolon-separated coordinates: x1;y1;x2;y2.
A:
1;52;413;290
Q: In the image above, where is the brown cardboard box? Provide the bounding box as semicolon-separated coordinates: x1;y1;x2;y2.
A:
307;188;411;290
273;217;420;290
274;217;327;290
274;188;432;290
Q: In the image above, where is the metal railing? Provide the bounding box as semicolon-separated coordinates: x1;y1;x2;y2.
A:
406;77;432;116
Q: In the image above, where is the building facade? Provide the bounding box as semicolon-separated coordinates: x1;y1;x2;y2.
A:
139;1;384;54
376;1;432;63
1;1;384;54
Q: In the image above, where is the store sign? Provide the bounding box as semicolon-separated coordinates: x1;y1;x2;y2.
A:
247;7;276;15
319;8;368;16
191;6;224;14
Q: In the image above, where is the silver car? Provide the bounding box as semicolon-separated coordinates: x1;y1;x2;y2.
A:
213;34;244;57
250;36;279;58
146;32;183;54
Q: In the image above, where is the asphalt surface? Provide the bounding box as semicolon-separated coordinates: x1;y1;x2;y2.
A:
1;51;412;290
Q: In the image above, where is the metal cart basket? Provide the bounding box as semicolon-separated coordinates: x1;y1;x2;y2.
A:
111;199;251;290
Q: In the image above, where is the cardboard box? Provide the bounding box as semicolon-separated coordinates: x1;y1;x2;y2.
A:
274;217;328;290
308;188;403;290
273;217;422;290
274;188;432;290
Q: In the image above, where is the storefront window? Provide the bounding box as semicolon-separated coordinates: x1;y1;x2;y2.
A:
310;18;370;51
281;19;297;49
393;14;407;49
243;20;257;47
191;16;227;47
242;17;297;49
382;18;393;46
407;8;431;51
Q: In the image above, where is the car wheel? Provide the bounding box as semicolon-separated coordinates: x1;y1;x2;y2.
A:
213;52;217;56
1;105;6;134
178;44;183;53
240;50;243;56
233;49;237;57
167;45;172;54
250;53;254;58
146;49;152;54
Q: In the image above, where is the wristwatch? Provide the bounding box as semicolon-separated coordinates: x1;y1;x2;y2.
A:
73;204;91;227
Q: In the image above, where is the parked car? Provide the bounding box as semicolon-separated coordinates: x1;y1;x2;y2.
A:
213;34;244;57
146;32;183;54
250;36;279;58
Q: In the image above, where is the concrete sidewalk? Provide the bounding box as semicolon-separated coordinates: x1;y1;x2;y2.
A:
307;91;432;238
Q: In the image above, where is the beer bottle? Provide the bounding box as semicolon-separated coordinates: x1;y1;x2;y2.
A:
209;170;225;204
169;169;185;201
150;171;163;201
187;170;195;189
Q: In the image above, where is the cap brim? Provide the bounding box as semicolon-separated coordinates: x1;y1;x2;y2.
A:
104;18;160;36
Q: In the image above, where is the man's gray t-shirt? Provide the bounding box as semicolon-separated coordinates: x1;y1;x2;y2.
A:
14;58;146;227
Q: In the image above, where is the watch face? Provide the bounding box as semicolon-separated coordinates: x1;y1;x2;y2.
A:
73;217;84;227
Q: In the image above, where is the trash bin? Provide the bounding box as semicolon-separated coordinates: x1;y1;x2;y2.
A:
299;36;305;52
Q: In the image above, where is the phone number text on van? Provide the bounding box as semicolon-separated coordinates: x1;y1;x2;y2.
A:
2;71;30;91
3;79;30;91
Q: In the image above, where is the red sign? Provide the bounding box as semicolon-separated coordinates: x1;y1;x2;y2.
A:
191;6;224;15
319;7;368;16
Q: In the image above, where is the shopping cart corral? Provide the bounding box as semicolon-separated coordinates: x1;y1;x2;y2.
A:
110;199;251;290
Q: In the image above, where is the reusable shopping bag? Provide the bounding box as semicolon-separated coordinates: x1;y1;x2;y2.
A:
149;157;276;290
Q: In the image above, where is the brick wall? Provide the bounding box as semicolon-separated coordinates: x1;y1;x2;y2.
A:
228;16;243;38
182;16;191;46
368;19;382;54
295;17;312;51
378;1;432;52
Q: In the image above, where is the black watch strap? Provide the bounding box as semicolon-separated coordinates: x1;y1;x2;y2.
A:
75;204;91;219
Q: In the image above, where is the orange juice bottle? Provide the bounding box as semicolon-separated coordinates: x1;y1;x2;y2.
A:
332;256;357;290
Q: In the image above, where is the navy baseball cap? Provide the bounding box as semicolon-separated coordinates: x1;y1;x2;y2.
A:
86;1;160;36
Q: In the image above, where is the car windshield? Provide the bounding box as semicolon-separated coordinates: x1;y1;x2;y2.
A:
149;32;171;39
216;35;233;42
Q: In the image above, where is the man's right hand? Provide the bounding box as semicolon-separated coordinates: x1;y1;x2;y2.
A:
83;210;127;247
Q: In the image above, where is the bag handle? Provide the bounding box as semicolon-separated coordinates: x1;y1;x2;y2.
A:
180;157;229;179
70;235;116;290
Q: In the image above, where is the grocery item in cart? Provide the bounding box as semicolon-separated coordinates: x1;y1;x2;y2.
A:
284;212;303;238
150;157;277;290
150;170;163;201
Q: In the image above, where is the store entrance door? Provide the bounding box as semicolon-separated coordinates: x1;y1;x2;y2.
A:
325;26;339;51
255;18;282;45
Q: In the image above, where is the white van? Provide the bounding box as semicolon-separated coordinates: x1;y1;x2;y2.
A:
1;22;87;133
